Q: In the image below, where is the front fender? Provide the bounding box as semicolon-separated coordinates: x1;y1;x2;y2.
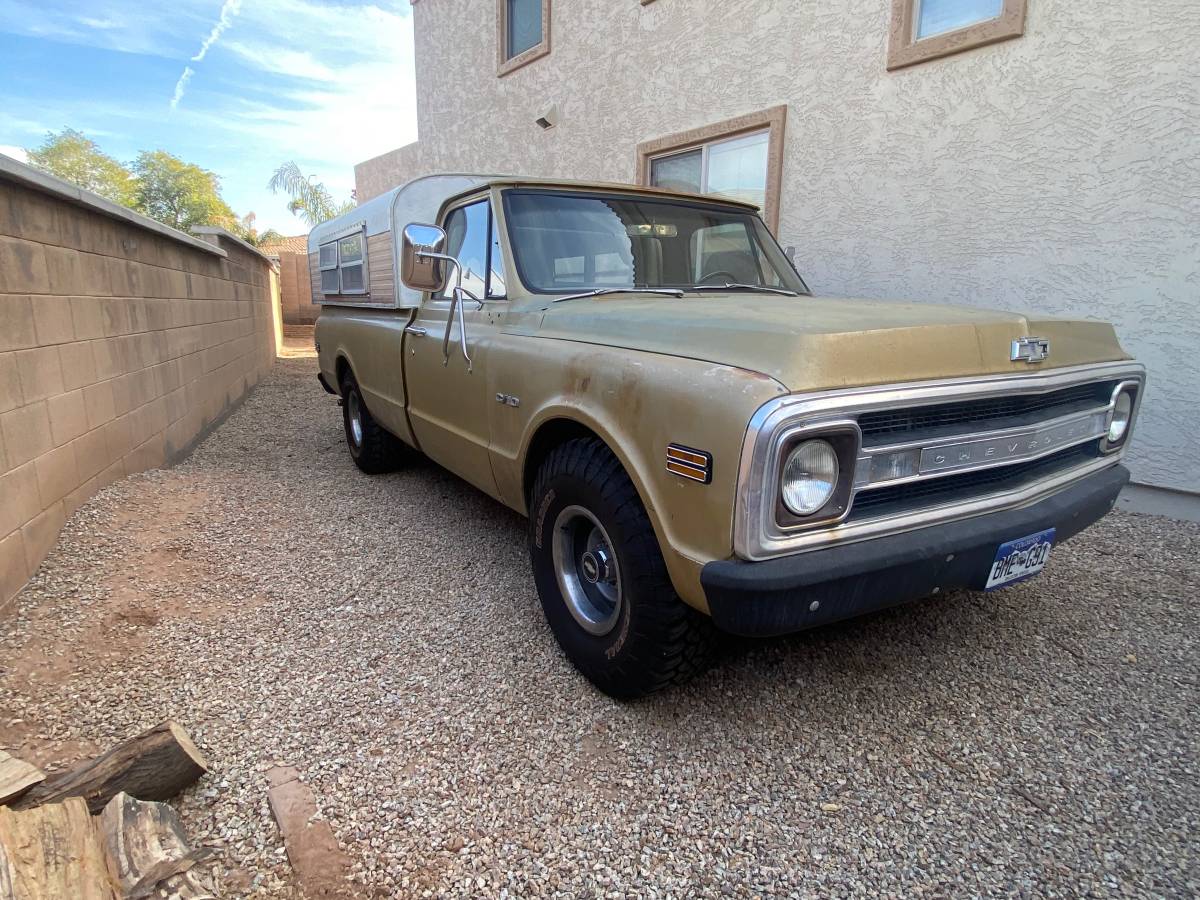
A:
488;336;786;610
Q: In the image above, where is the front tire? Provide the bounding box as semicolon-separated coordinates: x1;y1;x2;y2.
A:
340;371;404;474
529;438;717;698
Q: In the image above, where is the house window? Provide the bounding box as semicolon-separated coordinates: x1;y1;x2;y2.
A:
637;105;787;233
650;131;770;217
318;226;369;296
498;0;550;77
888;0;1027;70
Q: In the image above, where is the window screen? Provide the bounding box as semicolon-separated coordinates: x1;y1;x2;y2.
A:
318;243;337;269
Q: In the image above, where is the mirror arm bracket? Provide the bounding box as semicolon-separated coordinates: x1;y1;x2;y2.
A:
417;251;473;371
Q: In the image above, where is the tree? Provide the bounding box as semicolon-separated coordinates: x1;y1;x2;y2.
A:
267;161;354;227
27;128;137;206
234;211;285;247
132;150;237;232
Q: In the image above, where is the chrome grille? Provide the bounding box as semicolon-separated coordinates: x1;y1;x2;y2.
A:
857;381;1117;439
849;441;1100;519
733;362;1144;561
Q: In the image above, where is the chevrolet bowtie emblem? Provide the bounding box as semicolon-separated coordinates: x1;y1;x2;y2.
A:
1011;337;1050;363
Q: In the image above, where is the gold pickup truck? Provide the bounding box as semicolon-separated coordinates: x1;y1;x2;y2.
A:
310;175;1144;698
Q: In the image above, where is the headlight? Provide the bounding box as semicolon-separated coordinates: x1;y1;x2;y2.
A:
1108;390;1133;443
781;439;839;515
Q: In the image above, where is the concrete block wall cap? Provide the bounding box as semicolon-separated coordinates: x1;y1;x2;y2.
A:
190;226;277;264
0;152;228;259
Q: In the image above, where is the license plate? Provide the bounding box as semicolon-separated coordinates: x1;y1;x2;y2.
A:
985;528;1055;590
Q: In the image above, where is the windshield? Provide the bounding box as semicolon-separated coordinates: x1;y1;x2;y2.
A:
502;190;809;295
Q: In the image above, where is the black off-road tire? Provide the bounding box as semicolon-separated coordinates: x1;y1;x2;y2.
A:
340;370;405;474
529;437;718;698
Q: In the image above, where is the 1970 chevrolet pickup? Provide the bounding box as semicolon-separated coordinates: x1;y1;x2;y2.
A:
310;175;1144;698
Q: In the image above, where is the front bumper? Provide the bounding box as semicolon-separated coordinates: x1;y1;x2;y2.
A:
701;464;1129;637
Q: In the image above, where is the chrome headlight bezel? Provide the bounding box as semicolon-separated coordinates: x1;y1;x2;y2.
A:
773;427;859;527
1101;380;1140;454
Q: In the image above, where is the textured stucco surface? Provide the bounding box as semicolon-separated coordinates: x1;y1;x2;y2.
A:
357;0;1200;493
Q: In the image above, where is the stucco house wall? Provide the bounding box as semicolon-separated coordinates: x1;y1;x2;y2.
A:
357;0;1200;497
0;156;278;609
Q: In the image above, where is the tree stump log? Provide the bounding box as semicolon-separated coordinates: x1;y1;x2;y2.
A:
0;797;117;900
0;752;45;806
98;792;213;899
14;723;207;815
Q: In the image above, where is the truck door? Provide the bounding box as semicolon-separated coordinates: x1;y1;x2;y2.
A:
403;196;506;500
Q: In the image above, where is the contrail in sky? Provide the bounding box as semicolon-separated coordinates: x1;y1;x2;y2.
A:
171;0;243;109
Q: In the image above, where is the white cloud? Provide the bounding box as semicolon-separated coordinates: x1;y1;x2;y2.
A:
222;42;336;82
170;66;194;110
0;145;29;163
0;0;211;57
0;0;419;233
191;0;242;62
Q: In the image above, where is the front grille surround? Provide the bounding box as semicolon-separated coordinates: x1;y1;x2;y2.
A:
733;362;1145;561
857;381;1117;440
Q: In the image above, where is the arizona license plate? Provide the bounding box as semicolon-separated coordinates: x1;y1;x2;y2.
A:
985;528;1055;590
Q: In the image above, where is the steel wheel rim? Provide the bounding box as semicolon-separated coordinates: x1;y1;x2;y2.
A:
348;391;364;447
551;505;622;636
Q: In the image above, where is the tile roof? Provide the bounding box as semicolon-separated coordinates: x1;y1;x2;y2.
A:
260;234;309;255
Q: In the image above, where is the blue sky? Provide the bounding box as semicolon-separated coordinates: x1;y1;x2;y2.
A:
0;0;417;234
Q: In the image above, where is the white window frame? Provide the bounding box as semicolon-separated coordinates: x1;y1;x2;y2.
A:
637;105;787;233
649;129;770;202
318;223;370;297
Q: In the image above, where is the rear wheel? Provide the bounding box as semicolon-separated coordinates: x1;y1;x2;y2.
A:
340;370;404;474
529;437;717;698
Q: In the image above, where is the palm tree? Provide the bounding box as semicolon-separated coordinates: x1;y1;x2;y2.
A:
267;161;355;227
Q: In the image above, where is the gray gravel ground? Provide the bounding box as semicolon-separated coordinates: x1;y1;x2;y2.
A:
2;355;1198;898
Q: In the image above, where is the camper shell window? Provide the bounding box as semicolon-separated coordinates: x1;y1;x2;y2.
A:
319;226;369;296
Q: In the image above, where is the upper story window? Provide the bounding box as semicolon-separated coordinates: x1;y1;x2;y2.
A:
318;226;368;296
888;0;1027;70
439;200;506;300
637;105;787;233
498;0;551;77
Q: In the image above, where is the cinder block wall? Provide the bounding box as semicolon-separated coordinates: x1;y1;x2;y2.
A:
0;162;277;609
279;251;319;327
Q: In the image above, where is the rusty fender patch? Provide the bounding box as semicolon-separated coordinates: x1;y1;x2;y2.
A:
534;488;556;549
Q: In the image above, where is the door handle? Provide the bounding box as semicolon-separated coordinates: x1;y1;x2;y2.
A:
404;325;427;336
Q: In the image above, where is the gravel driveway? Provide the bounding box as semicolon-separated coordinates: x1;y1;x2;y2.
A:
2;355;1197;898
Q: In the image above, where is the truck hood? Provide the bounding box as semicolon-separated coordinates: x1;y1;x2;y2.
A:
525;293;1130;392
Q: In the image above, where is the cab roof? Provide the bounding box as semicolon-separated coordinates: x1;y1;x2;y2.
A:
476;176;761;213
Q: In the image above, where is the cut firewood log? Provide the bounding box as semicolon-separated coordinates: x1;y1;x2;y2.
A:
99;792;214;900
0;797;117;899
0;751;45;805
14;722;207;814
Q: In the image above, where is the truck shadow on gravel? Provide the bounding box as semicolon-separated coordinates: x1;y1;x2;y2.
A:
398;447;1044;706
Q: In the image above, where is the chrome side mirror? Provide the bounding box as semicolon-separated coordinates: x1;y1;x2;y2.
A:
400;223;449;293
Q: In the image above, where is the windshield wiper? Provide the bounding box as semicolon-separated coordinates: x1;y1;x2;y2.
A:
690;283;800;297
552;287;685;303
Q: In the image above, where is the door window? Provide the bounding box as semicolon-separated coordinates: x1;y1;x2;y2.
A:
439;200;507;300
